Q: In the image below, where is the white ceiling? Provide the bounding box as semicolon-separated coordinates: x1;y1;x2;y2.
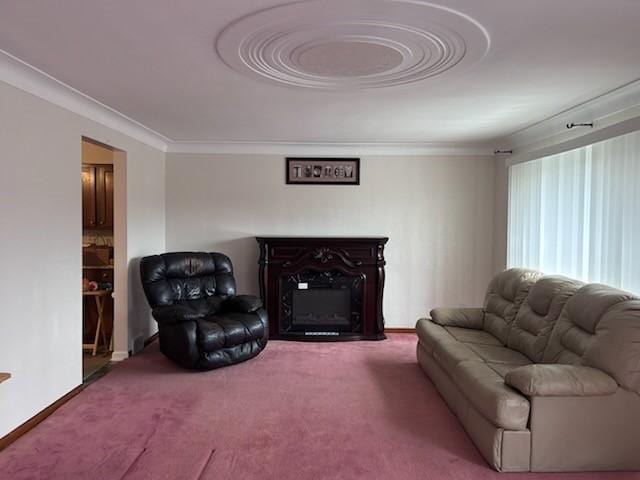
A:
1;0;639;147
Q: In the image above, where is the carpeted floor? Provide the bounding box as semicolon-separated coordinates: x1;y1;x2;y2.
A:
1;334;639;480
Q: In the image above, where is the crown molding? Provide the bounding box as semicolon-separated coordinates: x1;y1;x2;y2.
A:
497;79;640;165
166;140;494;156
0;48;496;158
5;47;638;161
0;49;169;152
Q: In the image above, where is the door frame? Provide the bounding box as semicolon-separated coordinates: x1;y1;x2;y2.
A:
82;137;128;361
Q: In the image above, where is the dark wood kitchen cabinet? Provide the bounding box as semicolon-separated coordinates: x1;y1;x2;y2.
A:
82;164;113;229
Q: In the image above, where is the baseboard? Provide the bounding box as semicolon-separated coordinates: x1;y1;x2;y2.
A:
0;330;161;451
384;327;416;334
0;385;84;452
0;331;161;451
110;350;129;362
144;332;159;347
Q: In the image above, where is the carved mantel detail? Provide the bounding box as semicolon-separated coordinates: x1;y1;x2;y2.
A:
312;247;333;263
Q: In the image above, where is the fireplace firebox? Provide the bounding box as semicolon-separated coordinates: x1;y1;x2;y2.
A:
257;237;388;341
283;269;362;335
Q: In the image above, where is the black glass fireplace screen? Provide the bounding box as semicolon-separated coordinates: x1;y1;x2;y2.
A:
291;289;351;326
280;269;364;334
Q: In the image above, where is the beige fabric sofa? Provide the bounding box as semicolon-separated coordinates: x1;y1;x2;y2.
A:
416;268;640;472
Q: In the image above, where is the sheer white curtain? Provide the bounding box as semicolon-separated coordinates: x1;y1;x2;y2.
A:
507;129;640;294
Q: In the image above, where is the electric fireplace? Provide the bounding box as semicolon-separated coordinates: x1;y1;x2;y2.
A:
257;237;388;340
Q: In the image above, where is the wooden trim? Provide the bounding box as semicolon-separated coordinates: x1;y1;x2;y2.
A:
144;332;159;347
384;327;416;334
0;326;153;450
0;384;84;451
0;332;161;451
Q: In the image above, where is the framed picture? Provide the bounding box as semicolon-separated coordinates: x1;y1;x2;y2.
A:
286;158;360;185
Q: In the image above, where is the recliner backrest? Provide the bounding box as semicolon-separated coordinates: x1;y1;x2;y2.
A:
507;275;583;362
483;268;543;344
140;252;236;308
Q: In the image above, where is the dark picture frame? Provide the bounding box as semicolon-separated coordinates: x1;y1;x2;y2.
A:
286;157;360;185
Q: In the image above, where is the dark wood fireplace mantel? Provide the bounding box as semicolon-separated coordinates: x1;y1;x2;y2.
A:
257;236;388;341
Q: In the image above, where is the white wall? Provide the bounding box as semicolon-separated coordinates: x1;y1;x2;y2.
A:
165;153;497;328
0;81;165;437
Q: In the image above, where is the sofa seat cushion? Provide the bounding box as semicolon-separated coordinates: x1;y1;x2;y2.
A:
467;343;533;366
486;362;532;378
452;360;531;430
433;341;484;372
416;318;455;354
444;326;503;346
196;312;266;351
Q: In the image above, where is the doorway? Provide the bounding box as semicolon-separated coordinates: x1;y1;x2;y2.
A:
81;138;127;381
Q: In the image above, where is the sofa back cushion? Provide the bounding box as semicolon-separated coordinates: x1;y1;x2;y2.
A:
483;268;543;344
543;284;636;367
140;252;236;307
507;276;583;362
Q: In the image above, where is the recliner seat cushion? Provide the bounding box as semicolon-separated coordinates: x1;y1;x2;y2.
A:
197;312;267;351
200;338;266;370
152;297;224;325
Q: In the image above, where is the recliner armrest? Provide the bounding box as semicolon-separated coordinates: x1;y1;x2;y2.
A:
221;295;263;313
430;307;484;329
152;304;206;325
505;364;618;397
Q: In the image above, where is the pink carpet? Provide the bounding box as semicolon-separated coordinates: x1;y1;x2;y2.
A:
1;335;639;480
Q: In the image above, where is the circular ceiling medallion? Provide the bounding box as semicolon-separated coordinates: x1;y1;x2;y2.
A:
295;41;404;77
215;0;490;90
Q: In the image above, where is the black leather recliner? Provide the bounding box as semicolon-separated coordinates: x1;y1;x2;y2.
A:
139;252;268;370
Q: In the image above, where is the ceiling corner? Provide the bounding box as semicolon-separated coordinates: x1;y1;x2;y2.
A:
0;49;170;152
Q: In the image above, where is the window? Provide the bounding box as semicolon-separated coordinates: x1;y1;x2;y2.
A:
507;129;640;294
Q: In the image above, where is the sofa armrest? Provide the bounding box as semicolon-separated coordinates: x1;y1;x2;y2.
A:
505;364;618;397
221;295;263;313
152;304;205;325
430;307;484;329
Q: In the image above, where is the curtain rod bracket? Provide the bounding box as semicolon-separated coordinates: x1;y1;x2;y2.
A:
566;122;594;129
